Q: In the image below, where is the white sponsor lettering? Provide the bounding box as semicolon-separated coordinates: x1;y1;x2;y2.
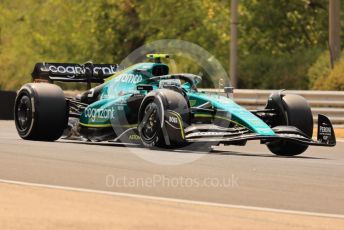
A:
169;116;178;124
87;88;95;98
41;65;117;75
57;66;66;73
66;66;75;74
115;74;143;84
320;126;331;134
84;108;115;122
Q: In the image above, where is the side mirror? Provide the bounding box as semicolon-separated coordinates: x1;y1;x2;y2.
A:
224;86;234;93
134;68;151;77
224;86;234;98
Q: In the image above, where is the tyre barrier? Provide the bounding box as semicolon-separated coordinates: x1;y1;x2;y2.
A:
0;91;16;120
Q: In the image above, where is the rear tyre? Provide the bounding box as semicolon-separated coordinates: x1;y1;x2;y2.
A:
14;83;68;141
267;94;313;156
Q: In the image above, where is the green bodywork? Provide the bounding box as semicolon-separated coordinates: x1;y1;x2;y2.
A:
79;62;275;136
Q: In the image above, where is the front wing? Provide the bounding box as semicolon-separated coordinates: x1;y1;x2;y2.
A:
184;114;336;147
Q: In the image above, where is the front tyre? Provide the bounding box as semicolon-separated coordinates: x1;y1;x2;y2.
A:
266;94;313;156
138;99;165;147
14;83;68;141
138;89;190;148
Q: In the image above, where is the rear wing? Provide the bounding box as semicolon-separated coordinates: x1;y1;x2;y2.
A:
31;62;119;84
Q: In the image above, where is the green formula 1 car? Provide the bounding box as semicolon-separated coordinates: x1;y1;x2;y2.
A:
14;54;336;156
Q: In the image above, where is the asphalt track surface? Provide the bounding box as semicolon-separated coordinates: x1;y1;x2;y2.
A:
0;121;343;216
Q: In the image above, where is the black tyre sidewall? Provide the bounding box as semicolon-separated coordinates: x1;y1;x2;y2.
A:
138;97;165;148
14;83;67;141
267;94;313;156
282;94;313;138
14;89;35;138
138;89;190;148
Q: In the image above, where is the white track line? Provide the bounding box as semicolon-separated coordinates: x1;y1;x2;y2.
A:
1;179;344;219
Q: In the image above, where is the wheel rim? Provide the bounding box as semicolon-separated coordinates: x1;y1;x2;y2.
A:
141;103;159;140
16;95;32;132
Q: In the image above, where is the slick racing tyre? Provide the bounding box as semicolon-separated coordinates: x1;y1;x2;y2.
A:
14;83;68;141
266;94;313;156
138;89;189;148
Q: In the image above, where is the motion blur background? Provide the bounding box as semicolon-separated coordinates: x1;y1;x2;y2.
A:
0;0;343;90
